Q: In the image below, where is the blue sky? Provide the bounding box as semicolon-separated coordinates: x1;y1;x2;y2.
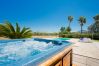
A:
0;0;99;32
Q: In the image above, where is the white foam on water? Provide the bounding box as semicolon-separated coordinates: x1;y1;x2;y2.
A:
0;40;53;61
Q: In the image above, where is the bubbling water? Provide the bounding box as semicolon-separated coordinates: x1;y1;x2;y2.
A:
0;40;53;62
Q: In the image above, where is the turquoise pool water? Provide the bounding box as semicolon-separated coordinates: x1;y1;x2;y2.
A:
54;38;70;40
0;38;71;66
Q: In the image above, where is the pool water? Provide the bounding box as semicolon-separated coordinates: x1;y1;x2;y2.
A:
54;38;70;40
0;38;71;66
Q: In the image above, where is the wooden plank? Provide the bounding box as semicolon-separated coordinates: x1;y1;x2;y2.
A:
72;64;77;66
55;60;62;66
39;46;73;66
63;51;71;66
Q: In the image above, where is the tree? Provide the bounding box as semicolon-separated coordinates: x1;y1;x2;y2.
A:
67;16;73;32
93;14;99;32
59;27;68;35
68;16;73;27
78;16;86;34
0;21;33;39
88;14;99;33
88;24;94;33
60;27;65;32
66;26;71;32
93;14;99;22
59;27;67;37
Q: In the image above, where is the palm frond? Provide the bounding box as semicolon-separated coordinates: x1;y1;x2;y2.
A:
0;22;32;39
20;27;30;34
16;23;20;33
4;21;15;33
68;16;73;22
21;29;32;38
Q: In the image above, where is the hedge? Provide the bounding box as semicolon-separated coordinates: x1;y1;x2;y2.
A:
59;33;99;40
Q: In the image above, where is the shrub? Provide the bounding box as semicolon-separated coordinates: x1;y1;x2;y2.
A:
93;33;99;40
59;33;98;39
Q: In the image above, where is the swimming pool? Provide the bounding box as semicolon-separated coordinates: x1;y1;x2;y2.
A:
54;38;70;40
0;38;71;66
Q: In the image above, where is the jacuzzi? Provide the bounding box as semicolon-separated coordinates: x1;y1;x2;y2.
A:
0;38;72;66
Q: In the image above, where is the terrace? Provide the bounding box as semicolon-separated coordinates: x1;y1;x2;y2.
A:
68;39;99;66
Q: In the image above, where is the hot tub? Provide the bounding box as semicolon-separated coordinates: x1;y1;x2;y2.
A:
0;38;72;66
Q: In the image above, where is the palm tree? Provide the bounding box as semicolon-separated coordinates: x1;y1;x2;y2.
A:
78;16;86;34
68;16;73;28
67;16;73;32
93;14;99;33
0;21;33;39
93;14;99;22
88;14;99;33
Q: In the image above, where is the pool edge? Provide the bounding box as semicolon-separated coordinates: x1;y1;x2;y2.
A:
38;44;73;66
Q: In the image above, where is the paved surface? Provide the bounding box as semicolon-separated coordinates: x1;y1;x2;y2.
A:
67;39;99;66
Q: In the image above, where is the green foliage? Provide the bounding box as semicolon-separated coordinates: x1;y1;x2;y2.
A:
78;16;86;25
88;24;94;33
66;27;71;32
93;14;99;32
93;14;99;21
88;14;99;33
59;31;68;37
68;16;73;23
59;32;99;40
0;21;33;39
59;33;91;38
59;27;68;37
92;33;99;40
88;23;99;33
60;27;65;32
33;32;58;36
59;15;99;40
59;26;71;36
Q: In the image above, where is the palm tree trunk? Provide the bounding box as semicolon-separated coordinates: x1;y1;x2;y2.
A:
81;26;83;34
69;22;71;27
